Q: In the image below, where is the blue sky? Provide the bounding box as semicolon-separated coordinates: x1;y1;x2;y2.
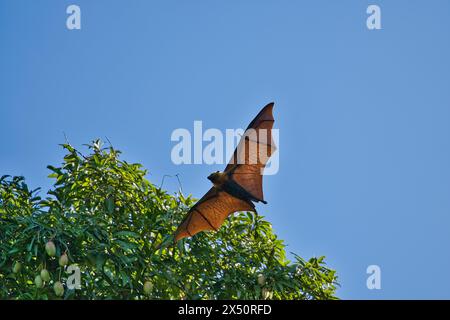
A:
1;0;450;299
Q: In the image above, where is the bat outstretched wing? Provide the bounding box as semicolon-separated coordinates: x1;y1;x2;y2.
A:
225;102;276;202
174;187;255;242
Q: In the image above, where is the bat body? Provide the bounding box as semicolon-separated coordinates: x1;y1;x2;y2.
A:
207;170;267;205
174;102;276;242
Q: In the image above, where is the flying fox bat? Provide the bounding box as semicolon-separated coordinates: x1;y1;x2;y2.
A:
174;102;276;242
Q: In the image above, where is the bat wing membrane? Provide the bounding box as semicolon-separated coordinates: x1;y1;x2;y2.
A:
225;102;276;202
174;187;255;241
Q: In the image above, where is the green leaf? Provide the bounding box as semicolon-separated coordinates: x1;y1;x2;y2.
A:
114;231;140;238
105;198;114;214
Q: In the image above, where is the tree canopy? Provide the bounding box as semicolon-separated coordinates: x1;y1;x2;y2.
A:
0;140;338;299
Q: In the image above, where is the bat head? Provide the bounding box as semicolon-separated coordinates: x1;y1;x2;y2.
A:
207;171;221;184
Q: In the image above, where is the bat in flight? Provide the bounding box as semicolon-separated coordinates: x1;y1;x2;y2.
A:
174;102;276;242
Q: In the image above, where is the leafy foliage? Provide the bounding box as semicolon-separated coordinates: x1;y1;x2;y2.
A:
0;140;338;299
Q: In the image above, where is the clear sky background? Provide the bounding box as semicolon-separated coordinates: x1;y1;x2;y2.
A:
1;0;450;299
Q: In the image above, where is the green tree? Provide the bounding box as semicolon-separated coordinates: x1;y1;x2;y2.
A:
0;140;338;299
